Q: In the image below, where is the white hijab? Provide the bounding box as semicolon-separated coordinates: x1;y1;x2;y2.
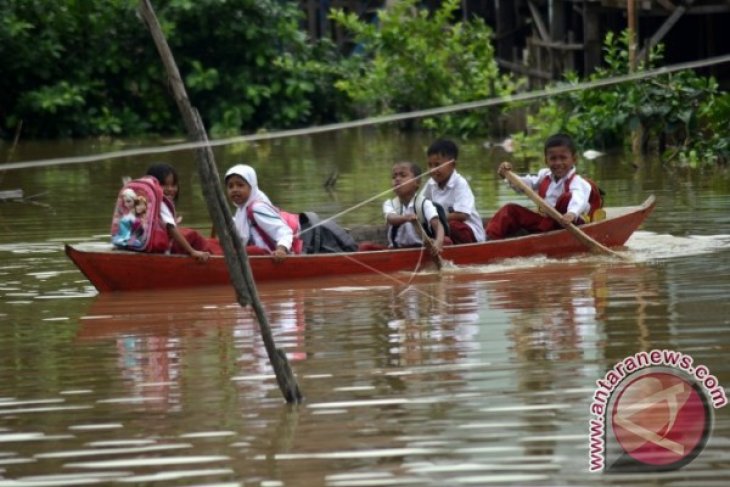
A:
225;164;273;244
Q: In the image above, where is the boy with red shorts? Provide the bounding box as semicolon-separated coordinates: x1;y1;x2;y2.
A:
486;133;592;240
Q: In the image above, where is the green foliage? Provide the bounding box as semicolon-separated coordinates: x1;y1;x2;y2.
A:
326;0;519;136
0;0;340;138
513;31;728;166
0;0;156;137
165;0;339;137
671;91;730;166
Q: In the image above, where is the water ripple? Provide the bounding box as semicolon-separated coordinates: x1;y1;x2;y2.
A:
64;455;230;469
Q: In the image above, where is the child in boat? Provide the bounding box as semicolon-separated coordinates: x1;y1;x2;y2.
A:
224;164;300;262
384;161;446;255
145;163;213;261
423;139;485;244
485;133;592;240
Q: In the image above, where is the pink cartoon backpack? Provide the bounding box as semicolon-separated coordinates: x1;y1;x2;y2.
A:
110;176;171;252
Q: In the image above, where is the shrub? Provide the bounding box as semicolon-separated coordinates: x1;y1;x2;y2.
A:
326;0;519;136
0;0;340;138
512;31;728;166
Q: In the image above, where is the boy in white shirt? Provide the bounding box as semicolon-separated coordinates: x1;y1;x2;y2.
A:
486;133;593;240
423;139;485;244
384;161;446;255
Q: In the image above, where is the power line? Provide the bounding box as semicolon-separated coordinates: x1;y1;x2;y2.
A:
2;53;729;173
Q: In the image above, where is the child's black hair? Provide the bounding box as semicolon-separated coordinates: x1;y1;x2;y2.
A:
395;161;422;181
427;139;458;160
146;163;179;202
544;133;577;155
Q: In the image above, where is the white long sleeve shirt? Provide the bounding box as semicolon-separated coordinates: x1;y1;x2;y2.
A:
233;200;293;252
514;168;591;216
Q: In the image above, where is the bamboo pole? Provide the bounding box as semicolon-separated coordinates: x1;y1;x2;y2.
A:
411;220;443;271
138;0;302;404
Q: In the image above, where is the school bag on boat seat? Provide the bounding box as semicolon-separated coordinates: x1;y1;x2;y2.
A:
110;176;171;252
298;212;358;254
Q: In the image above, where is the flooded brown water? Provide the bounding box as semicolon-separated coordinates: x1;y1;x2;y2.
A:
1;131;729;486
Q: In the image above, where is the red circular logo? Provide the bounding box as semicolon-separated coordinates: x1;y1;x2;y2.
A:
611;371;710;468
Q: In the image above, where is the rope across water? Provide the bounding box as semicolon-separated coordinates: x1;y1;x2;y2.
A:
6;54;728;288
3;54;729;173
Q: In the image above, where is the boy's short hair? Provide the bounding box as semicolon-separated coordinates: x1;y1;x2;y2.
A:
427;139;459;160
394;161;422;180
544;133;577;155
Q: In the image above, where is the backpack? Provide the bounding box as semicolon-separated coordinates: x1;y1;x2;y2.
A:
246;201;304;254
298;212;359;254
110;176;171;252
538;174;605;222
389;194;450;246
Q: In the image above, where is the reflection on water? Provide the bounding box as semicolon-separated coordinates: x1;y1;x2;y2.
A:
77;287;309;408
4;260;728;485
1;133;730;485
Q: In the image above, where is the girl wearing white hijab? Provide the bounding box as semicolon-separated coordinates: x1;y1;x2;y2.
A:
224;164;294;261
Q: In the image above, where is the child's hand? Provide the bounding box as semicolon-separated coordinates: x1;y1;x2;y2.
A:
430;239;443;257
272;246;288;262
561;212;577;225
497;162;512;178
192;250;210;262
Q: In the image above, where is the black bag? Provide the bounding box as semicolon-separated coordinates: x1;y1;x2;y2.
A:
299;212;359;254
420;198;450;239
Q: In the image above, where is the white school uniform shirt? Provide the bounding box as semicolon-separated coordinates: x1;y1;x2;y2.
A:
156;200;176;253
383;196;439;247
423;170;485;242
160;202;176;226
227;164;293;252
233;201;293;251
514;167;591;216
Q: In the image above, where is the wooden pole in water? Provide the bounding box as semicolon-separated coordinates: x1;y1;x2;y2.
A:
627;0;637;72
138;0;302;404
627;0;643;158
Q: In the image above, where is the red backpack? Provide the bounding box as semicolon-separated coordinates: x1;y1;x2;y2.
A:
110;176;172;252
246;201;304;254
538;173;604;221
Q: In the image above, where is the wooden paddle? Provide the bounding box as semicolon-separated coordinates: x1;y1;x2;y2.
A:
411;219;444;271
503;170;624;258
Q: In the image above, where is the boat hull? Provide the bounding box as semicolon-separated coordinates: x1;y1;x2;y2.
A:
66;196;656;292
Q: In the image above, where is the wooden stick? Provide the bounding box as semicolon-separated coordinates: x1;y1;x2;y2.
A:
138;0;302;403
411;220;443;271
503;170;624;258
5;120;23;163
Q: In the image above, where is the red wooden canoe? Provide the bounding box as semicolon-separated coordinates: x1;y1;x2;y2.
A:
66;196;656;293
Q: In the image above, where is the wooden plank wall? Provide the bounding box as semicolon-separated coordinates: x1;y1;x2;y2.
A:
298;0;730;87
300;0;381;46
